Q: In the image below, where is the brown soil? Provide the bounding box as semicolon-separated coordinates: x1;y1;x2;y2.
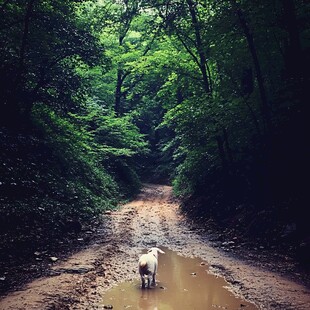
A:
0;184;309;309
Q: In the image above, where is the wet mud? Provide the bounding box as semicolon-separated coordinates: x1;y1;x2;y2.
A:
0;184;309;309
101;248;257;310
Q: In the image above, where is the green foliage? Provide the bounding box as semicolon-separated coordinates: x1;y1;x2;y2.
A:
0;0;105;123
0;0;308;254
32;104;119;215
162;94;245;195
69;101;149;195
33;101;148;197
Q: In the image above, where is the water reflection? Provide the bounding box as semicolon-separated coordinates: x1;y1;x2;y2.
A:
139;289;161;310
101;248;257;310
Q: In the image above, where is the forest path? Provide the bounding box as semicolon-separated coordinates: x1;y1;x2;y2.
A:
0;184;309;309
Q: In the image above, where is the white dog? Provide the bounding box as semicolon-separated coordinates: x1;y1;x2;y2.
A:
138;247;165;288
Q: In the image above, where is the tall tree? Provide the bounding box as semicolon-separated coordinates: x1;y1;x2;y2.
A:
114;0;141;115
230;0;272;134
153;0;212;94
186;0;210;93
0;0;104;125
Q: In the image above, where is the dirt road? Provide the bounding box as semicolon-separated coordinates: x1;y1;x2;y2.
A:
0;184;309;309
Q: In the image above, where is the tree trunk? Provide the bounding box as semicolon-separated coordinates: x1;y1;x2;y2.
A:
186;0;210;94
113;1;140;115
3;0;36;124
230;0;272;134
244;98;262;137
216;134;228;173
281;0;302;79
223;127;234;167
15;0;36;90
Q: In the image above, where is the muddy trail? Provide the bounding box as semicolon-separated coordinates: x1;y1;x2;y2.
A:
0;184;309;309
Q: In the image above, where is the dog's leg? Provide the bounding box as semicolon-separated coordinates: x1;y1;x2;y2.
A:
147;275;152;288
141;275;146;289
152;262;157;286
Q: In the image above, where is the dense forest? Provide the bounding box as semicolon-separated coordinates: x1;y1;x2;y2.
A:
0;0;309;266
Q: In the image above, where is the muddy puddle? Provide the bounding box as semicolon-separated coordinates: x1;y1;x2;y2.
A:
100;248;257;310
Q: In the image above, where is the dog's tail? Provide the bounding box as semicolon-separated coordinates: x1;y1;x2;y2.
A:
139;260;147;268
139;260;148;275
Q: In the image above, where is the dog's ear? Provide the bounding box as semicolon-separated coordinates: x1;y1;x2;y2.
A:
156;248;165;254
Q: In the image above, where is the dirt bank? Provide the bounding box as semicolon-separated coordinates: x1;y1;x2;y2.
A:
0;184;309;309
